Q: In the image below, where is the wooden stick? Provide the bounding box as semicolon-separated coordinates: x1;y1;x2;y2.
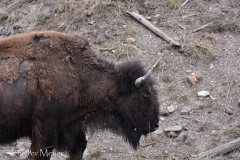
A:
99;47;117;52
197;137;240;158
0;0;32;21
127;11;181;47
181;0;189;7
193;22;213;33
141;142;156;147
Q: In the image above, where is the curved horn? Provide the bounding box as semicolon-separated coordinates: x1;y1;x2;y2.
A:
135;59;160;87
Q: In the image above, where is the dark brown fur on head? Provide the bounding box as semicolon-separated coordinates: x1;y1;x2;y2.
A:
85;61;160;149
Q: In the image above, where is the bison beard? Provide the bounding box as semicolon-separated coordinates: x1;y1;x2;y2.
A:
0;31;160;160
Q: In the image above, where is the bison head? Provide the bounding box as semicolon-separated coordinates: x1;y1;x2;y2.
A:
116;61;160;149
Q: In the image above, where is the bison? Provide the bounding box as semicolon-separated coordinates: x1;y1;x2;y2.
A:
0;31;160;159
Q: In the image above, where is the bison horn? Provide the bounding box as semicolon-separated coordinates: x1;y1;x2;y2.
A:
135;59;160;87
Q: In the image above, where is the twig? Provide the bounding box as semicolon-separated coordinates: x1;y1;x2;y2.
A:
196;137;240;158
193;22;213;33
182;13;197;19
177;24;185;29
140;142;156;147
181;0;189;7
99;47;117;52
0;0;32;21
127;11;181;47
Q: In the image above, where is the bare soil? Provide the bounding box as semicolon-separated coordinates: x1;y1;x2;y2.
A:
0;0;240;159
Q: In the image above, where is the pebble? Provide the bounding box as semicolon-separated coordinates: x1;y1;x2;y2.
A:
180;106;193;115
211;130;218;136
154;14;160;18
159;107;169;116
187;75;198;84
154;129;163;136
160;117;165;121
167;105;177;113
197;91;210;97
125;37;136;44
5;152;16;156
88;21;95;25
175;131;188;142
168;131;178;138
225;107;234;115
184;133;197;146
164;125;183;132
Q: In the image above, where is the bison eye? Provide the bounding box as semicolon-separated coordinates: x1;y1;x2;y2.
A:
142;94;149;100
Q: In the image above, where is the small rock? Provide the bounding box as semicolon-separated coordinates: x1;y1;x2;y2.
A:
160;117;165;121
168;131;178;138
181;123;189;131
164;125;183;132
210;95;217;100
88;21;95;25
225;107;234;115
153;21;158;25
154;129;163;136
5;152;16;156
179;47;185;53
153;14;160;18
197;91;210;97
180;106;193;115
185;133;197;146
210;63;214;69
172;142;178;146
159;107;169;116
238;99;240;106
146;16;151;20
187;75;198;84
207;109;213;114
125;37;136;44
211;130;217;136
167;105;177;113
175;131;188;142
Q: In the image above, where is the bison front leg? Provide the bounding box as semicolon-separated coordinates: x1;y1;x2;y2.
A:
65;131;87;160
29;101;57;160
30;113;57;159
67;131;87;160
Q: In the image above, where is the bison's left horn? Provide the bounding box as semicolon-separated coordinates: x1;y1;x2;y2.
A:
135;59;160;87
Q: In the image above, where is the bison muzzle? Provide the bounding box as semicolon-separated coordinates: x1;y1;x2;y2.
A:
0;31;160;160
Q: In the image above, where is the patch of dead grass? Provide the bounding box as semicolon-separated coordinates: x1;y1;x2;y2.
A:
204;14;239;33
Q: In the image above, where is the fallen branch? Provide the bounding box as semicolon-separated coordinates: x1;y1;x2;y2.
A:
181;0;189;7
193;22;213;33
0;0;32;21
197;137;240;158
127;11;181;47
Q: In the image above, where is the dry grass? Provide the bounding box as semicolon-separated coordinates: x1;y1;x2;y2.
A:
204;14;239;32
167;0;180;6
189;40;218;61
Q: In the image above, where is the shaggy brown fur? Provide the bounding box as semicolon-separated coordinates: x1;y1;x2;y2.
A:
0;31;160;160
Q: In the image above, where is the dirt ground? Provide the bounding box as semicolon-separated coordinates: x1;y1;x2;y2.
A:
0;0;240;159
